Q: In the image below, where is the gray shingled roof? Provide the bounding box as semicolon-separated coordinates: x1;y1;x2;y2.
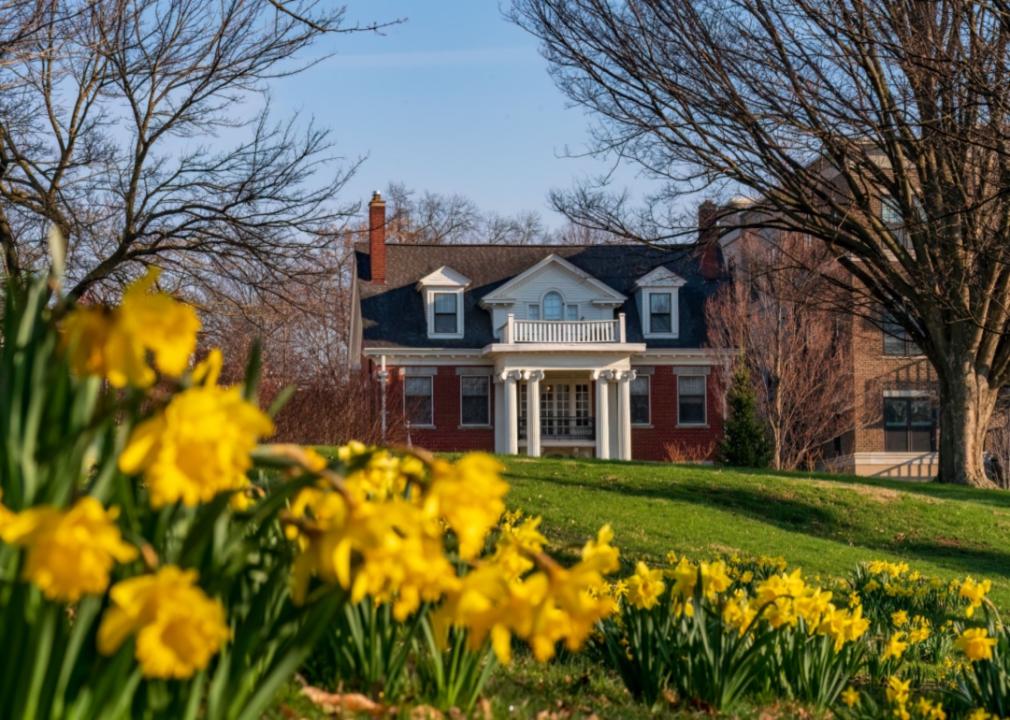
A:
356;243;723;349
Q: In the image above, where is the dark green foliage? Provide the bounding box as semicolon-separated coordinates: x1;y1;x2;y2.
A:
718;362;772;468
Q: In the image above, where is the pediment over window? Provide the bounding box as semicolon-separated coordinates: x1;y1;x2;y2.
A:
415;265;471;289
480;253;625;307
635;265;687;289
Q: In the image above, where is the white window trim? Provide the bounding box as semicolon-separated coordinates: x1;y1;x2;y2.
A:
676;373;708;427
403;375;434;428
630;374;651;426
459;375;491;427
643;288;679;338
541;289;565;321
426;288;464;339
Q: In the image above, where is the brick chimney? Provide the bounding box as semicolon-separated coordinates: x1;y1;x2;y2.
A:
368;191;387;284
697;200;722;280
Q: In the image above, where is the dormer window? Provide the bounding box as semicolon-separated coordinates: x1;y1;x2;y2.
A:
635;266;686;338
416;265;470;339
433;293;458;334
649;292;673;333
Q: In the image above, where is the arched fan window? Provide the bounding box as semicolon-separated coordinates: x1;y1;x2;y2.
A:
543;291;563;320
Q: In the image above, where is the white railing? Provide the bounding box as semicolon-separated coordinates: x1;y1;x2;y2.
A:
502;313;626;344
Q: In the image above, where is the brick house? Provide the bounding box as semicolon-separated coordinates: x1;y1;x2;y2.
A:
349;193;729;461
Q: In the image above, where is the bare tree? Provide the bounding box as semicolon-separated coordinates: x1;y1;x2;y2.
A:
707;234;852;470
0;0;394;302
512;0;1010;485
200;232;388;443
383;182;482;244
382;181;555;245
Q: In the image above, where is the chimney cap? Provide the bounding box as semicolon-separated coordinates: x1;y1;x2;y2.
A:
370;190;384;203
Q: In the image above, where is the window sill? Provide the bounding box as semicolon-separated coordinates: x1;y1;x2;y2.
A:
677;423;709;429
632;423;653;429
408;424;436;430
458;424;492;430
429;334;464;340
644;334;679;339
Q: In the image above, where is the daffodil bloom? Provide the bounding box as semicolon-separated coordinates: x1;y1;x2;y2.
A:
955;627;998;662
960;577;991;618
892;609;909;627
98;566;230;679
841;686;860;707
626;561;665;610
62;267;200;387
0;497;136;602
883;631;909;660
885;675;910;705
118;350;274;508
426;453;507;559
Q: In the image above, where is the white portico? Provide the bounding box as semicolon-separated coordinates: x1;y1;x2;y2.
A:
486;323;645;459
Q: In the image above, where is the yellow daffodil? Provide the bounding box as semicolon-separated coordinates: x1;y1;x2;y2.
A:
118;350;274;508
0;497;136;602
626;561;665;610
892;609;909;627
955;628;998;662
426;453;507;559
841;686;860;707
960;577;991;618
885;675;910;706
97;566;230;679
62;267;200;387
883;631;909;660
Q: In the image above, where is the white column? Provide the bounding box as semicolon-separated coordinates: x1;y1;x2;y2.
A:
594;370;613;459
493;376;506;453
617;370;636;460
525;370;544;457
500;370;521;455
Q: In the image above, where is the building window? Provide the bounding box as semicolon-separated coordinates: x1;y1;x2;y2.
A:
678;375;706;425
884;396;934;452
882;315;920;356
528;304;540;320
432;292;458;334
565;303;579;320
404;376;433;427
630;376;650;425
460;376;490;426
649;292;673;334
543;291;563;320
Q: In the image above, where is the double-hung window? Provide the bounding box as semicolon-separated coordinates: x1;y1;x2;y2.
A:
649;292;673;334
404;376;433;427
884;396;935;452
882;315;920;357
677;375;707;425
630;376;650;425
460;376;490;426
432;292;458;334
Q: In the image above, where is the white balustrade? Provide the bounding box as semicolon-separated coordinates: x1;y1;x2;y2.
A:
510;317;625;343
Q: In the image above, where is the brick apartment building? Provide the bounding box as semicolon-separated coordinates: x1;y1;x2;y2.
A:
718;201;940;480
349;193;729;461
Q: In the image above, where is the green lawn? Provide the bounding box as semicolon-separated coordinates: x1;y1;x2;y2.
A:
500;456;1010;605
274;455;1010;718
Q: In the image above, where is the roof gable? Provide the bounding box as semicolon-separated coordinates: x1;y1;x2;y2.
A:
635;265;687;288
480;253;625;306
415;265;471;288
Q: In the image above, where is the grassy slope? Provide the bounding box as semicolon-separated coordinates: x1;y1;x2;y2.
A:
500;457;1010;605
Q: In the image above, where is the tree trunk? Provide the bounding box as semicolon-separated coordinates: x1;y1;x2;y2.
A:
937;367;999;487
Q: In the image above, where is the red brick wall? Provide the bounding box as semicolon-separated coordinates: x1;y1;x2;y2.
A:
366;360;724;460
369;362;495;452
631;367;724;461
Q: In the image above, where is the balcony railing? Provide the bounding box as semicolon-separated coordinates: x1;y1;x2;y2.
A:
519;415;595;441
502;313;626;344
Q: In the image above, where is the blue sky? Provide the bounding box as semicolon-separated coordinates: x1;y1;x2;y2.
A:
272;1;628;227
